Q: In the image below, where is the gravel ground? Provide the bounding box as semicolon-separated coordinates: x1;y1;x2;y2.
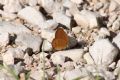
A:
0;0;120;80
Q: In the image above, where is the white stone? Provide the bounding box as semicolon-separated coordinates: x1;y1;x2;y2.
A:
15;33;42;52
70;0;83;4
83;53;94;64
0;10;17;20
24;53;33;65
5;48;24;59
112;20;120;31
52;12;71;29
51;49;84;62
114;0;120;5
40;0;54;14
41;29;55;42
2;50;14;65
72;26;81;34
89;39;118;66
0;21;31;34
109;62;116;69
28;0;37;6
113;33;120;49
18;6;45;28
94;2;103;10
109;0;118;12
3;0;22;13
59;68;88;80
109;14;117;24
99;27;110;38
116;60;120;68
51;54;65;65
30;69;47;80
62;62;74;71
73;10;101;28
0;32;9;46
43;20;58;29
0;70;16;80
42;40;52;52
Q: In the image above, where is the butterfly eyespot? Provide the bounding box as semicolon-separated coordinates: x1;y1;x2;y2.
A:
52;27;69;51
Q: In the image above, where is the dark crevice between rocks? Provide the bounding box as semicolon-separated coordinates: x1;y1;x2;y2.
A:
9;34;17;45
25;47;34;56
39;7;53;20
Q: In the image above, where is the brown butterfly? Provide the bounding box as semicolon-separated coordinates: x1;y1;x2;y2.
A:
52;27;69;51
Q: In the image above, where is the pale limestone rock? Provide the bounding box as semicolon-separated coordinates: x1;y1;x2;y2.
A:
51;49;84;62
15;33;42;52
70;0;83;4
89;39;118;66
42;40;52;52
0;32;9;46
84;53;94;64
2;50;14;65
72;26;81;34
3;0;22;13
112;20;120;31
73;10;102;28
52;12;71;29
0;21;31;34
18;6;45;28
41;29;55;42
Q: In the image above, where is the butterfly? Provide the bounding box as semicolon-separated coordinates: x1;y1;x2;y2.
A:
52;27;69;51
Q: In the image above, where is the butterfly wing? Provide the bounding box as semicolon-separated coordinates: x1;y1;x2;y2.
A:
52;27;69;50
55;28;69;42
52;38;68;50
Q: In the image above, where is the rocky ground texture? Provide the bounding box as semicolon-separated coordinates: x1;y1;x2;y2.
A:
0;0;120;80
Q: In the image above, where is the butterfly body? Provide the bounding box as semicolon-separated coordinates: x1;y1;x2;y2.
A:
52;27;69;50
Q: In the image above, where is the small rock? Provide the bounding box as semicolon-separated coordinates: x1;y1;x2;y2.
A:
40;0;54;14
112;19;120;31
15;33;42;52
3;0;22;13
28;0;37;6
0;21;31;34
73;10;102;28
83;53;94;64
2;50;14;65
51;49;84;62
41;29;55;42
89;39;118;66
24;53;33;65
94;2;104;11
116;60;120;68
42;40;52;52
51;54;65;65
59;68;88;80
0;70;16;80
18;6;45;28
5;48;24;59
61;61;74;71
43;19;58;29
0;32;9;46
30;69;48;80
72;26;81;34
0;10;17;20
99;27;110;38
109;0;119;12
114;0;120;6
109;62;116;69
113;33;120;49
109;14;117;24
52;12;71;29
70;0;83;4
